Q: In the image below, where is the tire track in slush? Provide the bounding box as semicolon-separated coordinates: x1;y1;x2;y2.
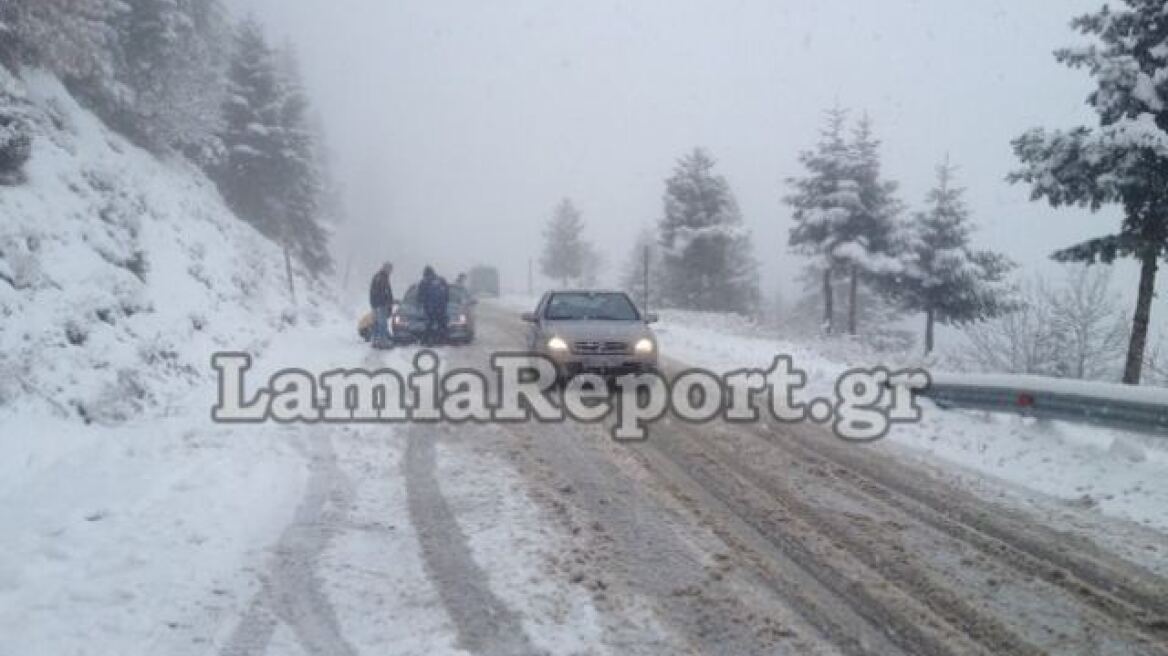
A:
403;425;540;655
219;431;359;656
738;419;1168;647
749;419;1168;636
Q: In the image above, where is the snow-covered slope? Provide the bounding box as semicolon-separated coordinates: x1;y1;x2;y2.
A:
0;69;331;653
0;68;316;424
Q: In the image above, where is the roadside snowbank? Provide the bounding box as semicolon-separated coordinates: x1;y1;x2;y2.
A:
652;309;1168;533
929;371;1168;406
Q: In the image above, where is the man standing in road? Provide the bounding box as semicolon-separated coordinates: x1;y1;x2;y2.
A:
418;265;450;346
369;262;395;349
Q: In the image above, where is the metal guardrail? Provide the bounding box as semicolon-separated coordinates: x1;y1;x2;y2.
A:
918;376;1168;435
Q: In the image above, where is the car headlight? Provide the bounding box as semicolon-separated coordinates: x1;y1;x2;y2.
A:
452;314;467;325
634;338;654;354
547;336;569;351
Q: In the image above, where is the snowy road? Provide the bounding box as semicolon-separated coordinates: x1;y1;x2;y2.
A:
207;301;1168;656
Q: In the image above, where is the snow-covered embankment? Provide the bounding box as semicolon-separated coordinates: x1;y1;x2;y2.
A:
0;68;335;653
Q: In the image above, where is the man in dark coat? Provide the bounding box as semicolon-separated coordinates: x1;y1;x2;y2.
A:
418;265;449;346
369;262;394;349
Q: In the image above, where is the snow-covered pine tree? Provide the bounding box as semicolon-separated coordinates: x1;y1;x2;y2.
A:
214;18;331;276
1;0;124;95
540;198;588;287
215;18;283;236
786;108;857;333
113;0;229;153
1;0;227;158
843;114;903;334
788;110;903;335
658;148;759;315
579;244;603;287
895;159;1014;353
272;46;331;275
1009;0;1168;384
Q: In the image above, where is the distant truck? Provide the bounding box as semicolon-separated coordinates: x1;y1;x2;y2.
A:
466;265;500;297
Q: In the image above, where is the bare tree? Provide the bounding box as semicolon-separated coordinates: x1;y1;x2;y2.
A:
1144;334;1168;386
1048;266;1128;381
961;267;1127;380
962;278;1061;376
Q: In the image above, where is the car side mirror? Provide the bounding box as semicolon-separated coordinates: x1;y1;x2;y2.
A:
644;312;659;324
521;312;537;323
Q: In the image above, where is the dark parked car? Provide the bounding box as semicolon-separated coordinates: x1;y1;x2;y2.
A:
391;283;476;344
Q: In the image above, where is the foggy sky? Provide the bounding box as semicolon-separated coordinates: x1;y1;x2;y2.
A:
228;0;1162;312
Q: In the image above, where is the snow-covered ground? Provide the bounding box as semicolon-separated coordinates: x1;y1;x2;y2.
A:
0;72;646;653
0;67;336;653
4;61;1166;653
496;295;1168;533
0;69;373;653
654;308;1168;533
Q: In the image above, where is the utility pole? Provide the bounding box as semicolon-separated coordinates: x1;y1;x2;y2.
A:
281;232;296;306
641;244;650;312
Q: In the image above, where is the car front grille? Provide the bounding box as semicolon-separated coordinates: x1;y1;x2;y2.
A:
573;340;628;354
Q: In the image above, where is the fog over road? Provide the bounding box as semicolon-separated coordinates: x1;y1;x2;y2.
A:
224;302;1168;655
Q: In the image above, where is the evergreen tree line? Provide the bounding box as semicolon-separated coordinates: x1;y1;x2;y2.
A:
785;0;1168;384
785;108;1015;354
0;0;334;275
598;126;1013;358
632;0;1168;385
542;148;761;316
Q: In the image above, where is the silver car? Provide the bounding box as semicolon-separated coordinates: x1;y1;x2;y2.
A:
522;290;659;379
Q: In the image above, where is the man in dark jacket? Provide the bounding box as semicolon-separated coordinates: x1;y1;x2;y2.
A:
418;265;449;346
369;262;394;349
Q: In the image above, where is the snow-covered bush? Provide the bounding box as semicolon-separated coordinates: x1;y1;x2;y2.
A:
0;110;32;180
780;265;915;354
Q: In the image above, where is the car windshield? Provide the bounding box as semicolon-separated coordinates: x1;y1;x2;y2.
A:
544;292;639;321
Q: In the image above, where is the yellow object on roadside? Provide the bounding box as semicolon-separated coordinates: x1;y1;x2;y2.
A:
357;312;374;341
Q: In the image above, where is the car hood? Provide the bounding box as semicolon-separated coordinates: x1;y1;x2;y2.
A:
542;320;654;342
